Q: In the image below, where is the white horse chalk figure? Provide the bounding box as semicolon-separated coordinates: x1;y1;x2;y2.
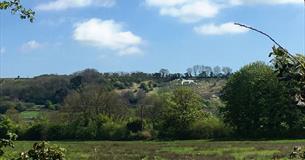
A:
180;79;197;85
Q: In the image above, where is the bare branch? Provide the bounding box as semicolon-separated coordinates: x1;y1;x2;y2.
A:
234;23;285;49
234;23;305;70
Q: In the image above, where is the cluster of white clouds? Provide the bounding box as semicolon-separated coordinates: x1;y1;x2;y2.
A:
73;18;143;56
145;0;302;35
194;22;249;35
36;0;115;11
146;0;221;23
21;40;44;52
31;0;302;56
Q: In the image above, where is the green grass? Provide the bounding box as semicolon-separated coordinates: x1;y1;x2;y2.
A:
19;111;40;119
2;139;304;160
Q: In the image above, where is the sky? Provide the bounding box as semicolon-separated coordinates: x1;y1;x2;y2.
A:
0;0;304;78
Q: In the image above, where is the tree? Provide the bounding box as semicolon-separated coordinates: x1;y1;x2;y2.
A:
221;62;303;138
213;66;222;77
186;68;193;77
63;85;128;123
155;87;204;139
0;0;35;22
222;67;232;76
204;66;213;77
192;65;201;76
159;68;170;78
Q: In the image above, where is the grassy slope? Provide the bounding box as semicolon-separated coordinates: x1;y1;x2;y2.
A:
149;78;226;99
3;140;305;160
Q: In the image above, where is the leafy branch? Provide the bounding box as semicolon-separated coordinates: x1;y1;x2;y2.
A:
0;0;35;22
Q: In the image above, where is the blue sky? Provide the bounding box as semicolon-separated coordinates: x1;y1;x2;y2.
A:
0;0;304;77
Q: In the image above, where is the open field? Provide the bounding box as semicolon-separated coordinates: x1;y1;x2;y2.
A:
3;140;305;160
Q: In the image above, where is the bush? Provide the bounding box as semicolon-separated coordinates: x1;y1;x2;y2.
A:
127;119;143;133
129;130;153;140
189;116;232;139
46;124;65;140
139;83;150;92
0;115;17;139
16;141;65;160
113;81;127;89
98;121;128;140
23;124;48;140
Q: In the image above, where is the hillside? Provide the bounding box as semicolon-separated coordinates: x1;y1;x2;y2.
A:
0;69;227;123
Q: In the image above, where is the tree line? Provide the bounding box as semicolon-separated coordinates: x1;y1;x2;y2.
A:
158;65;232;79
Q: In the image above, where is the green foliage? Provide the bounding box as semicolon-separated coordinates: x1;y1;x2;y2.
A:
189;116;232;139
127;119;143;133
1;75;70;105
0;97;28;114
0;115;17;157
15;142;65;160
0;132;17;157
270;47;305;106
221;62;304;138
23;123;48;140
155;87;205;139
113;81;127;89
139;82;150;92
0;0;35;22
45;100;55;110
63;85;128;122
95;116;128;140
0;115;17;139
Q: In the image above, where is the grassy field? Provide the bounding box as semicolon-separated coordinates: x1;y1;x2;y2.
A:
3;140;305;160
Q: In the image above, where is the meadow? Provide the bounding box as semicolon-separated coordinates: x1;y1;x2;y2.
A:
3;140;305;160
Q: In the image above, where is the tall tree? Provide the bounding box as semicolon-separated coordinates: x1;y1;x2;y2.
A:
222;67;233;76
186;68;193;77
213;66;222;77
155;87;204;139
159;68;170;78
192;65;201;76
221;62;302;138
204;66;212;77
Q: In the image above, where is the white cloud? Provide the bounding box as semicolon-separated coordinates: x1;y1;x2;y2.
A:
36;0;115;11
146;0;189;7
194;22;249;35
0;47;5;54
146;0;302;23
147;0;221;23
160;1;220;22
73;18;143;56
21;40;44;52
229;0;303;5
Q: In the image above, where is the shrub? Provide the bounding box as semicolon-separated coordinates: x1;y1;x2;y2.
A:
95;115;128;140
139;83;150;92
189;116;232;139
127;119;143;133
113;81;126;89
16;141;65;160
98;121;128;140
23;124;48;140
0;132;17;157
46;124;65;140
